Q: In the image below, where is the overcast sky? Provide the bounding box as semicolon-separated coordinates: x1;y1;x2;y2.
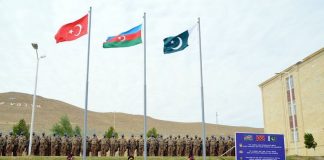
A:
0;0;323;128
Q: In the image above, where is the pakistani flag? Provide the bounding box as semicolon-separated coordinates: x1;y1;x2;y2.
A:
163;30;189;54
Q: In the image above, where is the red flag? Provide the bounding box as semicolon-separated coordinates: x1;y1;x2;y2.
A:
55;14;88;43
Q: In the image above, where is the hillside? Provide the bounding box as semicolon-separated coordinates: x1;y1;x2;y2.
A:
0;92;263;137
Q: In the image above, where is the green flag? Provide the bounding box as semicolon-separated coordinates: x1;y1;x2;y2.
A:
163;30;189;54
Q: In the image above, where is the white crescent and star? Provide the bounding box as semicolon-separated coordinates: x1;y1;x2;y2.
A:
68;24;82;36
171;37;183;50
118;36;126;41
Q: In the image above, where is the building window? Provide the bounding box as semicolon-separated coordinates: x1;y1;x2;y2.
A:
286;75;299;142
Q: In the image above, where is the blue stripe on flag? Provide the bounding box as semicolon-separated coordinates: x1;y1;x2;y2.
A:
106;24;142;41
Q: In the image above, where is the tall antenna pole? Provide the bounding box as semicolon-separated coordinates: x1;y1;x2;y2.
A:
216;112;218;124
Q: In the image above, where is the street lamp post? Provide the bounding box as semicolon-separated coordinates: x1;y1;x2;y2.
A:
276;71;298;155
28;43;45;156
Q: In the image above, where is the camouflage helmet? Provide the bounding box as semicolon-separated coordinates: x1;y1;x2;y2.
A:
121;134;124;137
169;135;172;138
195;135;198;138
131;134;134;137
42;132;45;136
178;135;180;138
140;134;143;137
9;131;13;135
64;133;67;136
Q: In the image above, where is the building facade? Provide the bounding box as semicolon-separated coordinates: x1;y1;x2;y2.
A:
259;48;324;156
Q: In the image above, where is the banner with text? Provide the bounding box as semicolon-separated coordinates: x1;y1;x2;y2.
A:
235;132;285;160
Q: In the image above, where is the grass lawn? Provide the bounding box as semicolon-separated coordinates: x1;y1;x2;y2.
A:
0;156;323;160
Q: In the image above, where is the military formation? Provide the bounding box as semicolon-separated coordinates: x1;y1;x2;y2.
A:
0;131;235;157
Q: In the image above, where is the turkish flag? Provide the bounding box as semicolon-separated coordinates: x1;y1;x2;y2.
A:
55;14;88;43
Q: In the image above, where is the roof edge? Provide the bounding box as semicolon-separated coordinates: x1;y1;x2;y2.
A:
259;47;324;87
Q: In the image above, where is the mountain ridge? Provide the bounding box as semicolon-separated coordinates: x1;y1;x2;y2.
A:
0;92;263;137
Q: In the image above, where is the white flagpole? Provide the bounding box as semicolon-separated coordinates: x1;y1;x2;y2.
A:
143;12;148;160
198;17;207;160
82;6;92;160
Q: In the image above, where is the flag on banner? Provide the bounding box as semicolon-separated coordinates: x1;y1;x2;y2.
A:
55;14;88;43
163;30;190;54
103;24;142;48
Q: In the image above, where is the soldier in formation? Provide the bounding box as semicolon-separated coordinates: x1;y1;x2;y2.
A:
90;134;99;156
17;132;26;156
60;134;69;156
137;134;144;156
167;135;174;156
100;134;108;156
118;134;127;156
128;134;136;157
0;132;5;156
39;132;48;156
0;131;235;157
109;134;118;156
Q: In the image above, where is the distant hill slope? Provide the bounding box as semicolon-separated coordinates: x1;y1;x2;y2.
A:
0;92;263;137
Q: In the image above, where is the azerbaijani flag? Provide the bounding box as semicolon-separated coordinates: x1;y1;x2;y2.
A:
103;24;142;48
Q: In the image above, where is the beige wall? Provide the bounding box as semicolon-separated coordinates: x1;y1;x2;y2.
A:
260;48;324;156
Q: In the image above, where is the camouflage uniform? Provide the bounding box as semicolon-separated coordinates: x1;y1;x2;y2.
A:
17;134;26;156
39;133;48;156
0;133;5;156
72;135;80;156
209;136;216;156
148;135;156;156
90;134;99;156
6;132;14;156
12;135;18;156
193;135;200;156
109;135;117;156
167;135;174;156
128;134;136;157
31;133;39;155
118;135;127;157
226;137;233;156
206;137;210;156
157;135;165;156
218;137;225;156
60;134;69;156
184;135;191;156
176;135;183;156
100;135;108;156
137;135;144;156
50;134;60;156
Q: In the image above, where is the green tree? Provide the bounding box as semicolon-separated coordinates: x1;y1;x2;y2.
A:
104;126;118;138
13;119;29;137
74;125;81;136
146;127;158;138
51;115;78;136
304;133;317;150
